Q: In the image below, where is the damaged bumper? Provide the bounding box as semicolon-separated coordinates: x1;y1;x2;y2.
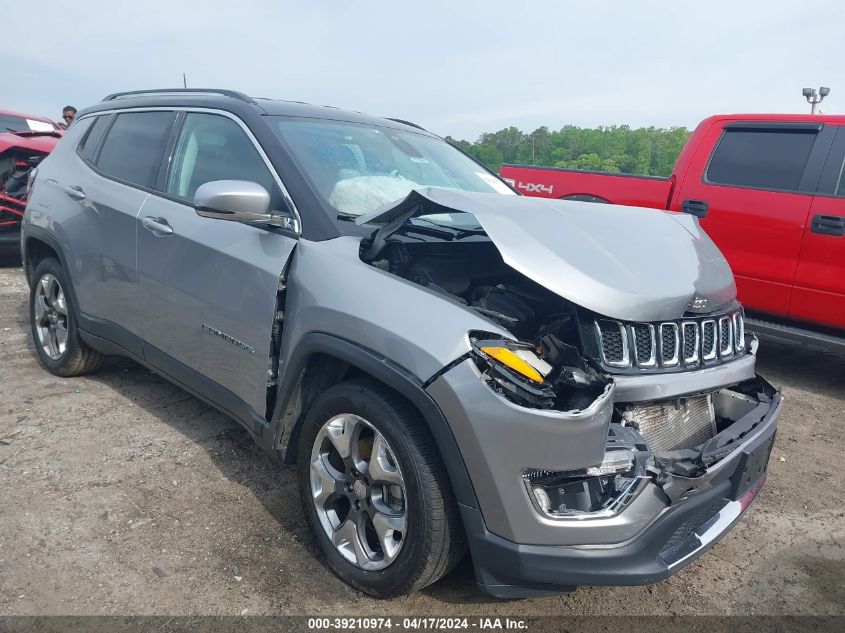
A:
426;358;782;598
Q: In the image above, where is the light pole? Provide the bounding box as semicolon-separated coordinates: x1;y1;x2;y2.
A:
803;87;830;114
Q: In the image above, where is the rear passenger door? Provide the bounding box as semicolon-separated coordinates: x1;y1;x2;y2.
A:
65;111;176;346
675;122;833;316
136;111;297;429
790;126;845;329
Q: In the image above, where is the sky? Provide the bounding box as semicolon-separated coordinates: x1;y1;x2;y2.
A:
3;0;843;140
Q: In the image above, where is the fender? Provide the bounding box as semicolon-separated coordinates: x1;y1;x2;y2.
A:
269;332;480;510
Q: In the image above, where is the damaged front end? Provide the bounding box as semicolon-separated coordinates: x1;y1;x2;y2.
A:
0;131;60;237
524;375;780;522
358;188;781;584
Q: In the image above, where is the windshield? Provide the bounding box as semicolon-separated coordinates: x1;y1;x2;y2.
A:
0;114;55;133
272;117;514;218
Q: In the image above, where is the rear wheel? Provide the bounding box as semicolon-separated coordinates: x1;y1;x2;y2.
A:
297;379;465;597
29;257;104;376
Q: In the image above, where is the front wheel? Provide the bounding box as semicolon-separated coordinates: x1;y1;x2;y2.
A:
297;379;465;597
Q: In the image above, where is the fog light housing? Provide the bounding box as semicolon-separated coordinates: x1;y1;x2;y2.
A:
524;449;642;519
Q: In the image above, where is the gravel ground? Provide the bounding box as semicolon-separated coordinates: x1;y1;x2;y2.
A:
1;259;843;616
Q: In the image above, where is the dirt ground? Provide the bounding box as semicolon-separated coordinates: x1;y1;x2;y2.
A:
1;259;843;617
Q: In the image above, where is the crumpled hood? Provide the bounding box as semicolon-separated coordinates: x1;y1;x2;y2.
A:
357;188;736;322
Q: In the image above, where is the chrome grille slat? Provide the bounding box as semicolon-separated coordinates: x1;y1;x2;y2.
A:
701;320;718;361
718;316;733;357
596;319;630;367
733;312;745;352
682;321;700;364
659;323;680;366
594;311;745;370
632;323;656;367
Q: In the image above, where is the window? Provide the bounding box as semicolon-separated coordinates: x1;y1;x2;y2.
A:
273;117;513;218
77;116;111;162
165;113;276;201
96;111;175;188
0;114;55;132
706;128;817;192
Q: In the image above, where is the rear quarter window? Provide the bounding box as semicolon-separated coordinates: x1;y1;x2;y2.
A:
95;111;176;188
706;128;817;192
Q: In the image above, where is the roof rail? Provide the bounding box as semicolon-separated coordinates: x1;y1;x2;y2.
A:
102;88;256;104
385;117;427;131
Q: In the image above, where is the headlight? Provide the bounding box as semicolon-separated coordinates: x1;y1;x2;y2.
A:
470;336;556;408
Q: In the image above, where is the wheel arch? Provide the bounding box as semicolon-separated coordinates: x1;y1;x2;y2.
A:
22;228;74;286
269;332;479;510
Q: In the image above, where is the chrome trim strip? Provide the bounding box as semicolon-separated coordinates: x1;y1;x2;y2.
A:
76;107;303;234
667;500;742;569
522;475;649;522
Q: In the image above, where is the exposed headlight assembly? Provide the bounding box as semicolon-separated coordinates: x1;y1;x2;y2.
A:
469;336;556;408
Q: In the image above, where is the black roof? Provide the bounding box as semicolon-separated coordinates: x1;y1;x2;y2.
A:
78;88;429;135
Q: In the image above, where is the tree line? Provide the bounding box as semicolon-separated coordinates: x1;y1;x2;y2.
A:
446;124;691;176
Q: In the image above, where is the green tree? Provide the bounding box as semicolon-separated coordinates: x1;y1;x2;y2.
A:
451;123;691;177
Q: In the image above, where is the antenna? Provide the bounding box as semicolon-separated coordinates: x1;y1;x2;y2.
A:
183;73;187;89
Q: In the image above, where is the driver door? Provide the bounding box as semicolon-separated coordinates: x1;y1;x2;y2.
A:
136;112;296;428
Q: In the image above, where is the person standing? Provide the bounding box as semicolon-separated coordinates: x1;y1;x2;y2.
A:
58;106;77;129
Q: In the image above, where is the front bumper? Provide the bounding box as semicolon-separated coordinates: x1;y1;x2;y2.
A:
427;358;782;597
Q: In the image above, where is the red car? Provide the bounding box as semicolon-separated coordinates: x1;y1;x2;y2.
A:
501;114;845;349
0;109;62;256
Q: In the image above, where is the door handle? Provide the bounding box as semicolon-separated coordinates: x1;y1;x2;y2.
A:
681;199;708;218
811;214;845;236
142;216;173;236
63;185;86;201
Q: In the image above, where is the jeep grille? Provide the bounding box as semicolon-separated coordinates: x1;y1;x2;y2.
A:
595;311;746;371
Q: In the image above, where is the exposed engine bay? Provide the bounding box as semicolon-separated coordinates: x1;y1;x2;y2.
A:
365;238;611;412
362;229;777;518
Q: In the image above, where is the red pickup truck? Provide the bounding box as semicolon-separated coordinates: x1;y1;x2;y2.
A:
501;114;845;350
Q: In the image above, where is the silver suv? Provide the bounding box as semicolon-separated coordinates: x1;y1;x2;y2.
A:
22;89;782;598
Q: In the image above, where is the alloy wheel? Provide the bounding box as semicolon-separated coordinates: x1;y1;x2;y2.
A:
309;414;407;571
33;273;69;361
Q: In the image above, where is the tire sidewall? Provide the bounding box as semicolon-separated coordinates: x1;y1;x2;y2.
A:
29;258;82;372
297;384;432;596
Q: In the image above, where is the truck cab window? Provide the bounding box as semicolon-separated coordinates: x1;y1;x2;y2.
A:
706;128;817;192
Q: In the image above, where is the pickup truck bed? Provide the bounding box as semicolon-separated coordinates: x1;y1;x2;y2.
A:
500;165;673;209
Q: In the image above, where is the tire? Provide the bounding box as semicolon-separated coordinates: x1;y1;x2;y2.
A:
297;379;466;597
29;257;105;376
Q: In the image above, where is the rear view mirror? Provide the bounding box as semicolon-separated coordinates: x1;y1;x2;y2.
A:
194;180;293;229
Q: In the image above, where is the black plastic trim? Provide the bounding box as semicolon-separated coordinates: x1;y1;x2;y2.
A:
269;332;480;509
466;477;732;597
0;227;21;247
815;125;845;196
76;313;267;437
723;121;824;132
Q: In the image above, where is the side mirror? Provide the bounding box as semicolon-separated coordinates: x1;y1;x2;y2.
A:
194;180;294;229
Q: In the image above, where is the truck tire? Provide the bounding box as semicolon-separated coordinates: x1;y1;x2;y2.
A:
297;379;466;597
